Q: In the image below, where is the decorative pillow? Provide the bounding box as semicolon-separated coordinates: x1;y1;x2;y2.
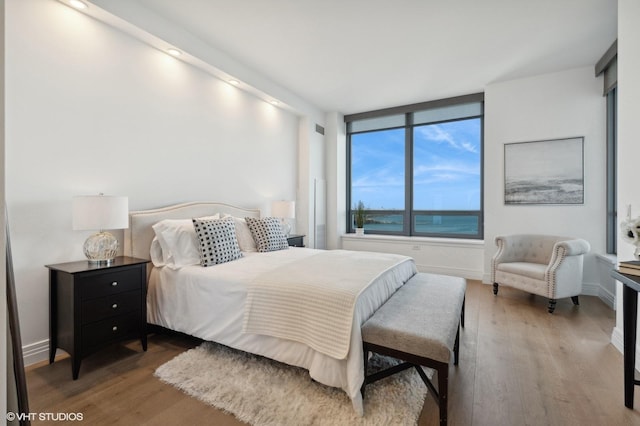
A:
152;214;219;269
223;215;257;252
245;217;289;252
192;217;243;266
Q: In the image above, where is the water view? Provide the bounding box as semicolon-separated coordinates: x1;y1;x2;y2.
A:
362;213;479;235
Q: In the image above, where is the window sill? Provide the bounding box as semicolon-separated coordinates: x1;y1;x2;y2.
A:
341;233;484;248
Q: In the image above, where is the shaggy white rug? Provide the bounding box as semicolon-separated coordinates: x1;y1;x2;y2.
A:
155;341;429;426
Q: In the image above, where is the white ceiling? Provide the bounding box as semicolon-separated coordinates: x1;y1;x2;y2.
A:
103;0;617;114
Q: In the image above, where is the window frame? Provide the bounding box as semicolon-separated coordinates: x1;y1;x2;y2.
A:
606;87;617;254
345;93;484;239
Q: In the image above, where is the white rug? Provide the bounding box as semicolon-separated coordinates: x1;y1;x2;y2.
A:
155;341;429;426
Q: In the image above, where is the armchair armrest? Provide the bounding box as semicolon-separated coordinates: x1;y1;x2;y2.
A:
545;238;590;281
554;239;590;256
491;235;527;283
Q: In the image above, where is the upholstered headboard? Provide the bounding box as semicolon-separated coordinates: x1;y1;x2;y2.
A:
124;201;261;261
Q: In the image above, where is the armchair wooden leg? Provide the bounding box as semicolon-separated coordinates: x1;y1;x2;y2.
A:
571;296;580;306
493;283;499;295
548;299;557;314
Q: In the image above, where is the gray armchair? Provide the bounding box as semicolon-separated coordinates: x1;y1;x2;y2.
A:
491;234;590;313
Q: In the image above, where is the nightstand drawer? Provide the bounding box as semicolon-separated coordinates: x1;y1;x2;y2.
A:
79;268;141;300
81;290;141;324
82;311;141;353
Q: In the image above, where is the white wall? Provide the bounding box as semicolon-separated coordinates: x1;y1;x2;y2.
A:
6;0;300;364
325;111;346;250
343;235;484;279
484;67;607;297
612;0;640;356
297;117;326;248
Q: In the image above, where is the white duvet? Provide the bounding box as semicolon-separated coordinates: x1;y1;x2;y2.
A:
147;247;417;415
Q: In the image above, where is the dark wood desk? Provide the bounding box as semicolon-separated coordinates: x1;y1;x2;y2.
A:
611;270;640;408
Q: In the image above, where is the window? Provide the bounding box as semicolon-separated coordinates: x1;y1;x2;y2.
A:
596;40;617;254
346;94;483;239
606;86;617;253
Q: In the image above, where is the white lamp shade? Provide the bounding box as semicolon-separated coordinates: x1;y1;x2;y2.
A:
271;200;295;219
72;195;129;231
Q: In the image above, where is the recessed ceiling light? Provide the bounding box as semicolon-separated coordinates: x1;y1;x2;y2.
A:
69;0;88;9
166;48;182;57
228;79;240;86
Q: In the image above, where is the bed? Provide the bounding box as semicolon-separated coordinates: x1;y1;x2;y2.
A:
124;201;417;415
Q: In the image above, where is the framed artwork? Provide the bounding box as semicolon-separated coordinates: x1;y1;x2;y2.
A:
504;137;584;205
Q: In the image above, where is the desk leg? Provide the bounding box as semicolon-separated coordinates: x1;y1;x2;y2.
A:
624;284;638;409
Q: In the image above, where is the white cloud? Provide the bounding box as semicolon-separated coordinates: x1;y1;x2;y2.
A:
416;124;477;153
414;161;479;179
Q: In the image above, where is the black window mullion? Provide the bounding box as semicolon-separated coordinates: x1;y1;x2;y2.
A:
405;112;413;236
346;130;353;233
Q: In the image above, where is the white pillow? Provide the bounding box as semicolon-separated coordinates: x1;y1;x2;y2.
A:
223;215;257;252
149;237;166;267
152;214;219;269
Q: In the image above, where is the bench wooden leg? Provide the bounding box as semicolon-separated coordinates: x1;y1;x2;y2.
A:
461;295;465;328
453;326;460;366
437;363;449;426
361;343;369;399
362;342;453;425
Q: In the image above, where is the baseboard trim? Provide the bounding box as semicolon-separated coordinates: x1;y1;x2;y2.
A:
415;263;483;280
23;339;50;366
611;326;640;369
583;281;616;309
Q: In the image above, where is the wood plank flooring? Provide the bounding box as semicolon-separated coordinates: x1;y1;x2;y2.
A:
25;280;640;425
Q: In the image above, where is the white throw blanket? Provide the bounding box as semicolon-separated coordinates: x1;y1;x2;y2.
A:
242;250;413;359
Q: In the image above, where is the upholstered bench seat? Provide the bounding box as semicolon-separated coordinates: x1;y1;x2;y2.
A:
361;272;466;426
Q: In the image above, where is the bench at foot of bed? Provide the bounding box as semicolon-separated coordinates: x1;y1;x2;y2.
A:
361;272;466;426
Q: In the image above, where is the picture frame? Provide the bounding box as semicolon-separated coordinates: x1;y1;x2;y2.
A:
504;137;584;205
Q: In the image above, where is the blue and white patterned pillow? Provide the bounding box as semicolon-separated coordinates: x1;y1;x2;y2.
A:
192;217;242;266
245;217;289;252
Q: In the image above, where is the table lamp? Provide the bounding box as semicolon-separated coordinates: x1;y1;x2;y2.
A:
271;200;295;237
72;194;128;264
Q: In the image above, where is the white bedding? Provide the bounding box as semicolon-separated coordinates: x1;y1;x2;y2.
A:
244;250;412;360
147;247;417;414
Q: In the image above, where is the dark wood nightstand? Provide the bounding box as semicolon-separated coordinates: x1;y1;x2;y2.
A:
45;256;149;379
287;234;305;247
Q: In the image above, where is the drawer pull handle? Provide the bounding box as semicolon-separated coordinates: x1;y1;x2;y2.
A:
112;326;118;332
112;303;118;309
111;282;118;287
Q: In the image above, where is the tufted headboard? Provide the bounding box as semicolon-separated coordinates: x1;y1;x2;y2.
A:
124;201;261;261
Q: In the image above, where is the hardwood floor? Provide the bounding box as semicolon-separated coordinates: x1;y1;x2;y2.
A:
26;280;640;425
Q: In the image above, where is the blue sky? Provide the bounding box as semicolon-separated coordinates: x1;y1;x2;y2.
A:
351;118;481;211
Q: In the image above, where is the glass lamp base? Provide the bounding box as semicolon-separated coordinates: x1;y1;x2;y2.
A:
83;231;118;264
279;219;292;238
